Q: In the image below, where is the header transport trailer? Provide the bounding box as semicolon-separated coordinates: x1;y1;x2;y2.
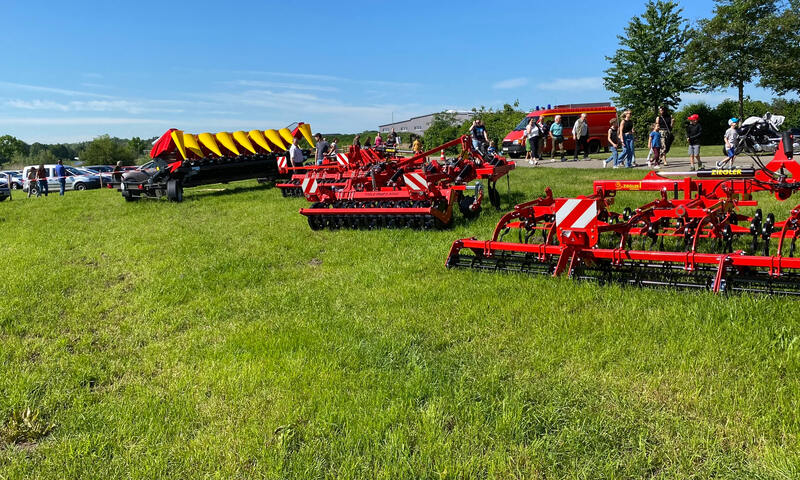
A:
111;123;315;202
502;103;617;158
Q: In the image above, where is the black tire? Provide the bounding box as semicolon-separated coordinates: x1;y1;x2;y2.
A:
123;192;140;202
29;187;39;196
74;182;86;191
588;140;601;154
0;195;7;202
11;182;20;190
166;179;183;202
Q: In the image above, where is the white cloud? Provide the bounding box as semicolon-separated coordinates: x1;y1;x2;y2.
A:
536;77;604;91
493;78;528;90
226;80;340;92
0;117;171;126
5;98;186;114
0;81;115;98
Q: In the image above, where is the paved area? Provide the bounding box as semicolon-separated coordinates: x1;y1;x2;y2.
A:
515;153;739;172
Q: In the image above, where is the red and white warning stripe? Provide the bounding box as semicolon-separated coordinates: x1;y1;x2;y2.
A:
301;177;319;195
555;198;597;230
277;156;287;170
403;172;427;191
336;153;350;168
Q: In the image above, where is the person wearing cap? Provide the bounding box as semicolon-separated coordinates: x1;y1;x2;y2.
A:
686;114;704;171
719;118;739;168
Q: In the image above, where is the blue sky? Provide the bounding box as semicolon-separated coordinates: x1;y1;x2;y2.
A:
0;0;781;143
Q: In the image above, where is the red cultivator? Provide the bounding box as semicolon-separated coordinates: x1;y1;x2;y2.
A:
447;134;800;295
275;145;401;197
299;136;515;230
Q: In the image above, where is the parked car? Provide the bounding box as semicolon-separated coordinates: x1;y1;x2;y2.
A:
0;178;10;201
22;164;102;195
0;170;24;189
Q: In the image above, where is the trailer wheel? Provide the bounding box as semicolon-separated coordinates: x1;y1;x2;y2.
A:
166;179;184;202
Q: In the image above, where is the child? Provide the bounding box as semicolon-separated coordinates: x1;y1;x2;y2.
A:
649;123;662;169
719;118;739;168
487;140;498;156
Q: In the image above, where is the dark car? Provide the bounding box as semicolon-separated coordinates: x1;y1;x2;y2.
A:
0;170;23;189
0;178;10;201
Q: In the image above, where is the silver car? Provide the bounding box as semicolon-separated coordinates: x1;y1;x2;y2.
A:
22;164;101;195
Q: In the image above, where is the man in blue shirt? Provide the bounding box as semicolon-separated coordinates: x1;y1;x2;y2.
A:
54;160;67;196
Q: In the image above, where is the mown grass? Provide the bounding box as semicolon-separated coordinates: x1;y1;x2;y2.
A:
0;168;798;479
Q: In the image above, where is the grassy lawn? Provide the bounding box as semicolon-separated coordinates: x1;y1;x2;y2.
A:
1;168;798;478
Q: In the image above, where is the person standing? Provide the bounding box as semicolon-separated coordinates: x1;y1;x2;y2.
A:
686;113;704;170
619;110;636;168
54;159;67;196
523;119;534;164
549;115;565;161
289;137;305;167
36;163;48;196
374;132;383;147
603;118;624;168
27;166;37;198
314;133;330;166
572;113;589;161
112;161;123;182
329;138;338;156
720;118;739;168
655;106;674;166
649;123;662;169
528;118;542;165
469;119;489;152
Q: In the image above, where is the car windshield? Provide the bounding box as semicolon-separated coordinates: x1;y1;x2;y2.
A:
513;116;538;131
65;166;83;176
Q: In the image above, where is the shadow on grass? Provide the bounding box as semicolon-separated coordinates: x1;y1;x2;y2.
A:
185;183;274;200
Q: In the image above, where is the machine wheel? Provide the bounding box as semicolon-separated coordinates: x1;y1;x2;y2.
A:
74;182;86;191
166;179;184;202
123;192;140;202
29;187;39;196
588;140;601;154
459;195;481;220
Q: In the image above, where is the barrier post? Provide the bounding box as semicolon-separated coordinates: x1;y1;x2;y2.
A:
5;173;11;201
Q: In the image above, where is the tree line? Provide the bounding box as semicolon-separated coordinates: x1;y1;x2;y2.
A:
604;0;800;144
0;135;153;168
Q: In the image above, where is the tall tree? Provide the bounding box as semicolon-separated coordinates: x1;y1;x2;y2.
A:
128;136;149;156
688;0;780;120
80;135;135;166
759;0;800;96
0;135;29;165
604;1;695;140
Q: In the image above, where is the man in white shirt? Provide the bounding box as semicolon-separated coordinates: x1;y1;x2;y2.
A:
289;137;305;167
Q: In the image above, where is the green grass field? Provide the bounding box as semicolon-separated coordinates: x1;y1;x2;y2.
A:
1;168;798;479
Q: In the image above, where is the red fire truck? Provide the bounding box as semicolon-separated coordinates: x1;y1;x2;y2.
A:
502;103;617;158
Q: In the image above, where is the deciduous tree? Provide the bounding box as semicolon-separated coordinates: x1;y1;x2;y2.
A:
604;1;695;142
688;0;780;120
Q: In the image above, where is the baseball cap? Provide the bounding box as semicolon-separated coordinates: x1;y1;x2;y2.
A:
687;114;699;121
729;117;739;125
